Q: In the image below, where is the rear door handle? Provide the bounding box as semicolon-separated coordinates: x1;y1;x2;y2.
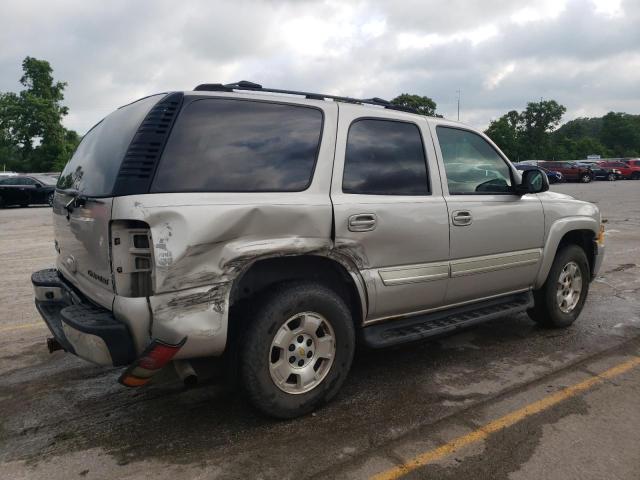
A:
452;210;472;226
348;213;377;232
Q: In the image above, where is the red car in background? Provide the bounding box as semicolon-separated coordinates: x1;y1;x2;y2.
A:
599;160;640;180
538;161;594;183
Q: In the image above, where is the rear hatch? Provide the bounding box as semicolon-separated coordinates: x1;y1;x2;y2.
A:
54;94;166;308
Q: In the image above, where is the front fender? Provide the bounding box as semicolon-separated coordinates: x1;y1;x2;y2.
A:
535;216;599;288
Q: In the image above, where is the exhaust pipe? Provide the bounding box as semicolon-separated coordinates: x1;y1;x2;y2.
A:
173;360;198;388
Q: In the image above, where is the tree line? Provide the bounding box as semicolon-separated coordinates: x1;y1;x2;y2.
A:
484;101;640;162
0;57;80;173
1;56;638;173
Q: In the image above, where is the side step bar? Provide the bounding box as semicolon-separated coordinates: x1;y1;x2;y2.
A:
362;292;533;349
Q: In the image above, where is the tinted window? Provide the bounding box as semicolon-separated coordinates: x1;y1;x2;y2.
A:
57;94;164;196
437;127;512;195
0;178;14;185
151;99;323;192
342;119;428;195
21;178;37;185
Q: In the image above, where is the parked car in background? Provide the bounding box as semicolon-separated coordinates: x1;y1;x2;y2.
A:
538;161;594;183
574;162;619;181
0;174;57;207
515;164;564;183
623;159;640;168
598;160;640;180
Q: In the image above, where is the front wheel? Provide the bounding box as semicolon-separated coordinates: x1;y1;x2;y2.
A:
240;282;355;418
528;245;590;328
47;192;54;207
607;173;616;181
580;173;592;183
632;172;640;180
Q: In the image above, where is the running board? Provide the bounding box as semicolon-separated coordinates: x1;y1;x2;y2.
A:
362;292;533;349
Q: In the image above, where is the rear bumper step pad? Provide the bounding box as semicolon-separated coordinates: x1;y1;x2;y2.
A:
32;269;136;366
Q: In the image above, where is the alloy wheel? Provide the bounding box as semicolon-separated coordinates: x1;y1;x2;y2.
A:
268;311;336;394
556;261;583;314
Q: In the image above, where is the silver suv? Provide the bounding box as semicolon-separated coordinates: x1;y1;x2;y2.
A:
32;81;605;418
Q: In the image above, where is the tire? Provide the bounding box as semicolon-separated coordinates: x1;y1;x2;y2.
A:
580;173;592;183
607;173;616;181
47;192;54;207
240;281;355;419
528;244;590;328
0;195;4;208
632;172;640;180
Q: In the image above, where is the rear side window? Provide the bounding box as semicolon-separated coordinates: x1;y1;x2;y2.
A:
437;126;512;195
57;94;164;196
151;99;323;192
342;119;429;195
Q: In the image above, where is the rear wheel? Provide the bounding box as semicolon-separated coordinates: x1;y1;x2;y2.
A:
528;245;590;328
580;173;592;183
240;282;355;418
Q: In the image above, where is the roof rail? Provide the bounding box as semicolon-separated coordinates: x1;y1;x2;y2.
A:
193;81;419;114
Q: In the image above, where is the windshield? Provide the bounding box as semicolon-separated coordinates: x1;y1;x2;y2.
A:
57;94;164;196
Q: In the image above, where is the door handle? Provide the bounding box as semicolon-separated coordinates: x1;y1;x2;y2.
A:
348;213;377;232
452;210;472;226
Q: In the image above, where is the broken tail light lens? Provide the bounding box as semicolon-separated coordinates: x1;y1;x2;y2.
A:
119;338;187;387
111;220;154;297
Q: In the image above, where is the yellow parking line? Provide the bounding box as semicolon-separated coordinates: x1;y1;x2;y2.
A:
371;356;640;480
0;322;46;333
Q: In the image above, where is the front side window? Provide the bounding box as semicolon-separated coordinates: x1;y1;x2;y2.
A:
437;127;512;195
342;119;429;195
151;99;323;192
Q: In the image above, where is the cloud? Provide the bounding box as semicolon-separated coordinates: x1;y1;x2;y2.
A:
1;0;638;134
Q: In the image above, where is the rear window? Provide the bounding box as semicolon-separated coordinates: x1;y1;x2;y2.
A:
151;98;323;192
342;119;429;195
57;94;164;196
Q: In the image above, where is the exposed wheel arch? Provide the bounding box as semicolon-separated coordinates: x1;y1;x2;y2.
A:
229;254;366;326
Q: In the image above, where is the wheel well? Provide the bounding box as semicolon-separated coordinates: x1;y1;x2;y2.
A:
557;229;595;275
229;255;364;325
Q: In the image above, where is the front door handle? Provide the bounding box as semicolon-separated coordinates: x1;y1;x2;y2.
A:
452;210;472;226
348;213;377;232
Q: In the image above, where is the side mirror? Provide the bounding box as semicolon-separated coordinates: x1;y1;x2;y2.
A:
515;168;549;195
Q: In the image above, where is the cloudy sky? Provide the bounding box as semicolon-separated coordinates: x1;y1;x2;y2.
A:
1;0;638;134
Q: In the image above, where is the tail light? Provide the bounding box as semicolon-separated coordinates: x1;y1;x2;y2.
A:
111;220;153;297
119;338;187;387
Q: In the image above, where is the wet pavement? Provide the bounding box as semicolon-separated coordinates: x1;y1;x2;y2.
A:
1;181;639;479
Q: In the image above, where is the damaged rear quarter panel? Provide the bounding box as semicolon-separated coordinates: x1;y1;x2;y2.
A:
113;192;343;357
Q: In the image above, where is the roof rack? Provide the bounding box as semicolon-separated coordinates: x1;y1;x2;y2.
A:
193;81;418;114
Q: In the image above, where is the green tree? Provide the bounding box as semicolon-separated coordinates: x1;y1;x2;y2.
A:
485;110;521;160
390;93;440;117
0;56;78;172
600;112;640;157
519;100;566;159
485;100;566;161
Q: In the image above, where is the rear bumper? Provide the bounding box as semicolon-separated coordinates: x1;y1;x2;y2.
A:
32;269;136;366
